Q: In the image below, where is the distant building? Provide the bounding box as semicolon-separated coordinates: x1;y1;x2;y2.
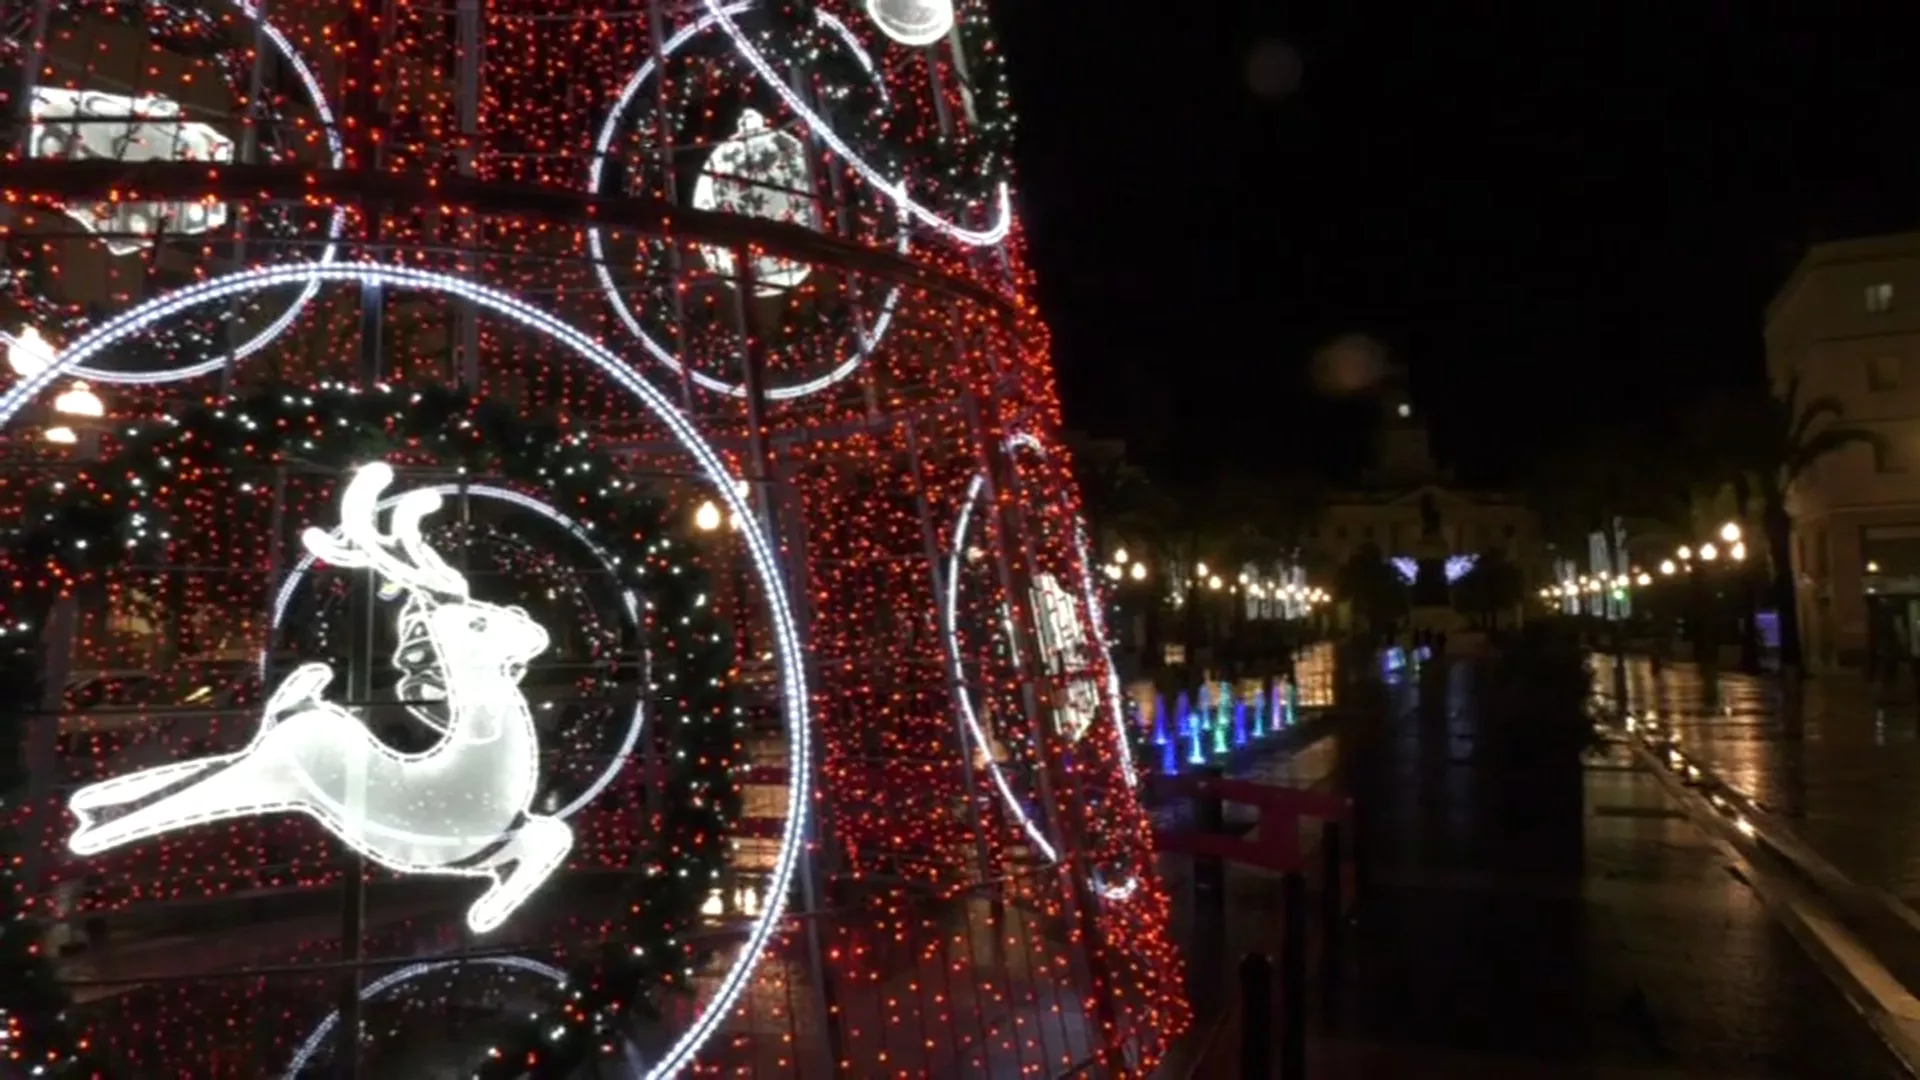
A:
1766;230;1920;668
1303;373;1545;627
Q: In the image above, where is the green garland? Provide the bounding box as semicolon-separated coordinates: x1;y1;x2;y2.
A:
0;382;738;1076
754;0;1017;211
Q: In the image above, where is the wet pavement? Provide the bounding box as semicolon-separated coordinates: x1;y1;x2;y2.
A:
1608;656;1920;906
1165;656;1906;1077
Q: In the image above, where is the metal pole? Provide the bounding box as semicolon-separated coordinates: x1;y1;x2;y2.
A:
1279;871;1307;1079
1238;953;1274;1079
334;255;387;1080
453;0;483;388
903;421;998;885
643;0;698;413
729;249;842;1073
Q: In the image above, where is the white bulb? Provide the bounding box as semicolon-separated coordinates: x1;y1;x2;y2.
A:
693;500;723;532
864;0;953;46
5;326;54;377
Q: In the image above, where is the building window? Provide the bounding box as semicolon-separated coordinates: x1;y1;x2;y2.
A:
1870;355;1902;391
1876;440;1905;474
1868;283;1895;314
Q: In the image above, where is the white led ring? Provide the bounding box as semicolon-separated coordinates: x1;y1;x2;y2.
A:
266;483;646;824
1002;433;1136;787
586;4;906;401
280;954;632;1077
701;0;1012;248
2;262;810;1080
943;470;1059;863
23;0;349;384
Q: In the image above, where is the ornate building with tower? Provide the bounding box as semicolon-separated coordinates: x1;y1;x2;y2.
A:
1305;373;1544;629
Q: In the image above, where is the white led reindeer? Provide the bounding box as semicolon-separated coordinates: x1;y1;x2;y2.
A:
66;463;573;933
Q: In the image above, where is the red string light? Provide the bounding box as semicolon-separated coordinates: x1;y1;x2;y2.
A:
0;0;1188;1074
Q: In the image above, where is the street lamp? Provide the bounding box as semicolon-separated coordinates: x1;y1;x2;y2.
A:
1719;521;1742;544
1729;541;1746;562
1112;547;1129;565
1659;559;1676;575
1677;545;1692;561
693;500;723;532
1129;560;1147;581
45;380;108;447
7;325;55;377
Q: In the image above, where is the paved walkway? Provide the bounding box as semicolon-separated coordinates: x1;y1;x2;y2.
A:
1165;658;1904;1077
1606;656;1920;904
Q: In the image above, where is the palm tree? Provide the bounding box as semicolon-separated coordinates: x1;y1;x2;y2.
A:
1696;374;1884;673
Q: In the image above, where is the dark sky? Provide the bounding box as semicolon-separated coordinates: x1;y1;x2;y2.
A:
995;3;1920;487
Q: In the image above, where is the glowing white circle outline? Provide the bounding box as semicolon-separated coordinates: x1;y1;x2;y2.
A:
585;4;906;401
26;0;349;384
1;261;810;1080
265;482;646;824
936;432;1141;863
942;470;1058;863
282;954;581;1077
1001;432;1136;788
701;0;1013;248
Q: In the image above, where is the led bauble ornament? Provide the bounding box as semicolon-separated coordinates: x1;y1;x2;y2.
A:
64;463;572;934
691;108;820;296
28;88;235;255
864;0;954;47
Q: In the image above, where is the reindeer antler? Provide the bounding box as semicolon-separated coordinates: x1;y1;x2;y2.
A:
301;464;470;600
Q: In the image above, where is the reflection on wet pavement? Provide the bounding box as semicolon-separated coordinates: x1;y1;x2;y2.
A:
1178;659;1907;1077
1608;657;1920;906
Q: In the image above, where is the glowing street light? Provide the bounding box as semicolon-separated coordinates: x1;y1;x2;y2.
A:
7;325;55;377
1719;522;1742;544
693;500;723;532
1635;572;1652;586
1729;541;1746;562
1206;574;1223;591
1129;560;1147;581
1112;547;1129;565
1677;546;1692;561
53;381;104;418
1659;559;1676;575
1699;542;1718;561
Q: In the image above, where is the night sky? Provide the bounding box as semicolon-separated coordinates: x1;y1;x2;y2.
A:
995;3;1920;488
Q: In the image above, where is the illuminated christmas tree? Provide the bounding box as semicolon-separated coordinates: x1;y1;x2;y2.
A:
0;1;1186;1074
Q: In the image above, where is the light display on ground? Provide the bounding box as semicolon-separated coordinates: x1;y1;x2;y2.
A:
1390;553;1481;585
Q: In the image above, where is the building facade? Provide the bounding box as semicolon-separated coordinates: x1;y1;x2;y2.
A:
1767;231;1920;668
1304;381;1545;627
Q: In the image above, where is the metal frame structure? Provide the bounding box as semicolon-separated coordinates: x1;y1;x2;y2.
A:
0;1;1172;1074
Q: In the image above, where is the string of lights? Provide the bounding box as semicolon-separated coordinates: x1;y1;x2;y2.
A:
0;0;1187;1073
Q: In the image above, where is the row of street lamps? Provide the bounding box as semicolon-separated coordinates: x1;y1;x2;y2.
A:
1537;521;1752;604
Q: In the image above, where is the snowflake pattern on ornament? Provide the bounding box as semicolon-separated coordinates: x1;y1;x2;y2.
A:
692;108;821;296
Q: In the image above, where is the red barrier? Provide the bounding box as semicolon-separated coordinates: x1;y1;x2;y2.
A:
1150;774;1353;875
